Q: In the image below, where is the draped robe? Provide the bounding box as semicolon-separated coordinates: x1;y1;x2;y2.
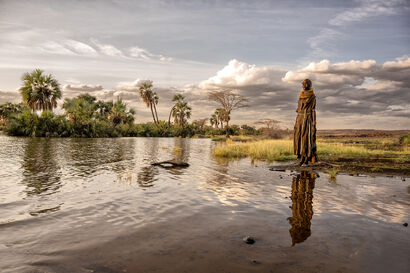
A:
293;92;318;164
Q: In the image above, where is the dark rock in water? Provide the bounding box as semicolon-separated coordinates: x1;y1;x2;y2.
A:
243;236;255;244
151;161;190;168
403;223;408;227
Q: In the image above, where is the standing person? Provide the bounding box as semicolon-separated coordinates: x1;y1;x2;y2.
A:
294;79;318;166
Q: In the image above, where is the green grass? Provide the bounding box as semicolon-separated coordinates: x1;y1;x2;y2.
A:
213;139;410;172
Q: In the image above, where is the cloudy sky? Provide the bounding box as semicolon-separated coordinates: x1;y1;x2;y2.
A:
0;0;409;129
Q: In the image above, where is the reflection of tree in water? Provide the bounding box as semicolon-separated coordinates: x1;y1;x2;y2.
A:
288;171;315;246
21;138;61;196
137;138;160;188
166;138;191;176
137;165;158;188
67;138;135;178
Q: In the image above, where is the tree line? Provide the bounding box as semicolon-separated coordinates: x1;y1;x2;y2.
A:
0;69;267;138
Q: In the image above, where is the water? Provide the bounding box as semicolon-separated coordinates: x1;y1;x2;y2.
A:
0;136;409;273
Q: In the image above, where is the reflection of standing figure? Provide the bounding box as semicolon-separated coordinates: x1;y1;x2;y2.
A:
288;171;315;246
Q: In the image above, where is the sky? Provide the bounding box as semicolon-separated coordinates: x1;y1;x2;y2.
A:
0;0;409;129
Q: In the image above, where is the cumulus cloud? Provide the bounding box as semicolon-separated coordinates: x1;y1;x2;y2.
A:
195;57;410;128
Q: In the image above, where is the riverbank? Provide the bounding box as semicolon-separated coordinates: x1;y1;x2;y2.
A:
213;135;410;175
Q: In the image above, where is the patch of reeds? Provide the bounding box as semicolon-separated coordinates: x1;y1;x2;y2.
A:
213;139;409;163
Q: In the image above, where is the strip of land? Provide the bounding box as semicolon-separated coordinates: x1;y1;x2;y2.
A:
213;132;410;175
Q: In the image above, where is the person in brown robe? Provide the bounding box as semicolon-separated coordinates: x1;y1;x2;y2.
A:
294;79;318;166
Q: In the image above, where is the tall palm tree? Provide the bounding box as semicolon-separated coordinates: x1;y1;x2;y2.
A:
168;94;184;125
19;69;62;112
139;81;159;124
152;91;159;123
172;101;191;126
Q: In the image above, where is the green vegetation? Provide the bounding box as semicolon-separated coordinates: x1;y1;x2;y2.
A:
399;133;410;145
20;69;62;112
0;69;262;138
213;138;410;173
326;168;339;181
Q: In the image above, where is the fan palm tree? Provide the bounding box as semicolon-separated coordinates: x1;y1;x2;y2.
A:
172;101;192;126
139;81;159;124
19;69;62;112
110;99;135;126
168;94;184;125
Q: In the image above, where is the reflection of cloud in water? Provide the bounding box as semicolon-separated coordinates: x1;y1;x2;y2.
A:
203;161;251;206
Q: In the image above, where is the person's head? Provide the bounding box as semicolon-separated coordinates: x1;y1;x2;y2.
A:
302;79;312;90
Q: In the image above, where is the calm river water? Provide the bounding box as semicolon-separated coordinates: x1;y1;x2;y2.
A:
0;136;409;273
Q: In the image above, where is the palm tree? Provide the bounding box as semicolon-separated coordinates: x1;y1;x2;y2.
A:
168;94;184;125
110;99;135;126
62;97;94;124
152;91;159;123
215;108;224;129
210;114;216;128
19;69;62;112
172;101;191;126
139;81;159;124
95;100;113;119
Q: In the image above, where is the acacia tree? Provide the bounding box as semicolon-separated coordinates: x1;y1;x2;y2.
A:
208;89;248;137
193;118;208;134
139;81;159;124
255;118;281;130
19;69;62;112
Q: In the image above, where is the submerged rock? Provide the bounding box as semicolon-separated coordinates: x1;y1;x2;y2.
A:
243;236;255;244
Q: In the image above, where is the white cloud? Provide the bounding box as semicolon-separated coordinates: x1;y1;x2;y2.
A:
129;46;173;62
37;40;98;57
329;0;404;26
63;40;98;56
39;41;76;55
199;59;284;89
382;55;410;71
116;79;153;91
307;28;344;57
63;84;104;92
91;39;124;57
